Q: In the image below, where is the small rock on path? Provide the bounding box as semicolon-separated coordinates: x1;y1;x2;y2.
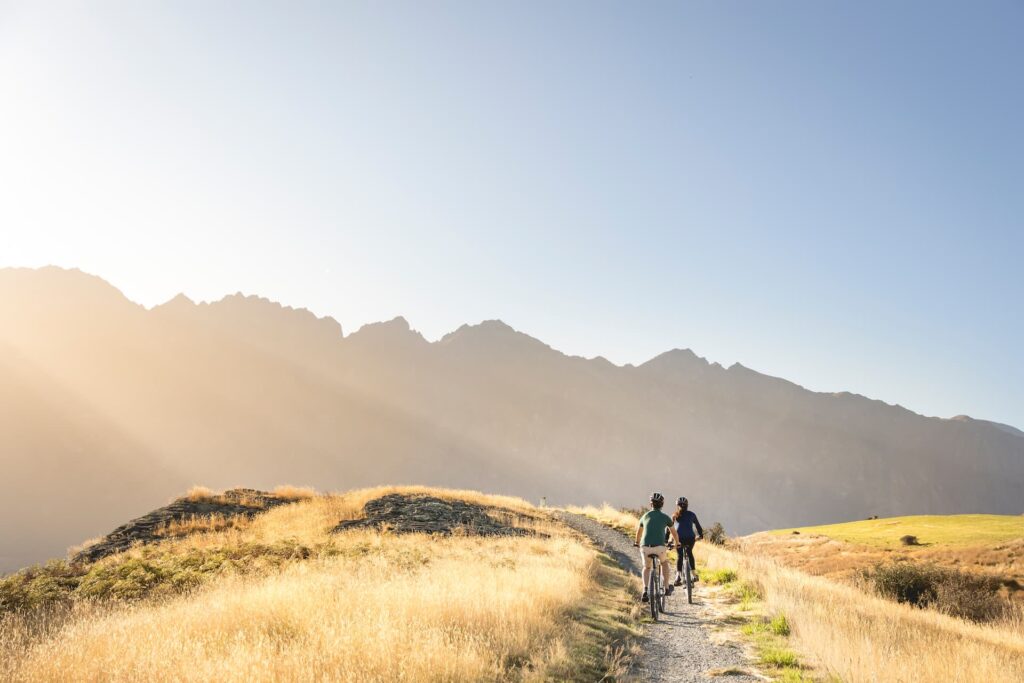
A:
555;512;762;683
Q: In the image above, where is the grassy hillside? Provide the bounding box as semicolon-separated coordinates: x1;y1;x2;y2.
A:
748;514;1024;603
0;486;639;682
771;514;1024;547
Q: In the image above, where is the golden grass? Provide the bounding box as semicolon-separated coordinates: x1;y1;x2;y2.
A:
65;536;102;557
697;542;1024;683
182;485;216;502
564;504;639;535
270;484;317;500
153;513;251;539
1;486;634;682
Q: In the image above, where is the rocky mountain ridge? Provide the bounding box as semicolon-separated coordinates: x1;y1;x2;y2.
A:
1;266;1021;572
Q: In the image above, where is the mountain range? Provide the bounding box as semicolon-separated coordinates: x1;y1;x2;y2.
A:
1;266;1022;572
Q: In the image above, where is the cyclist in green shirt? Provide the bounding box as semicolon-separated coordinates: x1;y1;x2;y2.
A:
635;492;681;602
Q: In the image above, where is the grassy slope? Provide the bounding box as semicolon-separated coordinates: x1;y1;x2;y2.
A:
751;514;1024;600
1;486;639;683
771;514;1024;547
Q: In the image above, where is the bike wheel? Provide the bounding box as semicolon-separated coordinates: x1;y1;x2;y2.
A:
648;564;659;621
685;558;693;604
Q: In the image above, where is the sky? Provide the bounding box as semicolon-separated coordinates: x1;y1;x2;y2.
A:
1;1;1022;428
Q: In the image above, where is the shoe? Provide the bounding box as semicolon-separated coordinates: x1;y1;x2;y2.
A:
665;585;675;596
674;577;683;586
692;574;700;583
641;591;649;603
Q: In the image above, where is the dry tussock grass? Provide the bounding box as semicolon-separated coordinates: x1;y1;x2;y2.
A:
743;532;1024;602
182;485;216;502
1;486;625;682
153;513;251;539
564;504;639;535
698;543;1024;682
270;485;317;500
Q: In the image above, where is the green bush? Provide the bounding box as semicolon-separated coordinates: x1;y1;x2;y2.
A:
0;561;82;612
862;562;1007;622
705;522;727;546
863;562;937;606
1;538;324;613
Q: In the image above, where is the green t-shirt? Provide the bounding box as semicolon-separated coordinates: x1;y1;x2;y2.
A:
639;509;673;547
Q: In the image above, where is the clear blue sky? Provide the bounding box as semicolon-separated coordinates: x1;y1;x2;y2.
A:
1;2;1022;427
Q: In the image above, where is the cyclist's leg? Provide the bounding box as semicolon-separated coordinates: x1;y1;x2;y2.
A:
640;546;653;589
676;547;684;578
684;540;697;577
658;546;671;586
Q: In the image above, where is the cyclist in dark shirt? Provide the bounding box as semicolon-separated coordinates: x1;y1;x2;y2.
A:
671;496;703;586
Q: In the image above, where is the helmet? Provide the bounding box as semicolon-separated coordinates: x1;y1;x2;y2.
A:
677;496;688;507
650;492;665;504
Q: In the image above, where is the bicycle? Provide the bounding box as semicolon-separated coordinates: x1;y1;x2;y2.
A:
636;542;668;620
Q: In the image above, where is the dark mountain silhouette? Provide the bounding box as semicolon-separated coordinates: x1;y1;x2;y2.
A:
1;266;1022;572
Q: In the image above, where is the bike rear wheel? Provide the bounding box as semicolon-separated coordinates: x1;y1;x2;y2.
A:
685;557;693;604
658;566;667;612
648;562;659;620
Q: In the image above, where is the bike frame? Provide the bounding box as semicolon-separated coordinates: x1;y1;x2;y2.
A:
647;552;666;619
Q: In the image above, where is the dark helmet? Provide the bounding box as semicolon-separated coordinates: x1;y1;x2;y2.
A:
677;496;688;507
650;492;665;504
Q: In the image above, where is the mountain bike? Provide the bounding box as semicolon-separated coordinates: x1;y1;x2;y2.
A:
637;543;668;620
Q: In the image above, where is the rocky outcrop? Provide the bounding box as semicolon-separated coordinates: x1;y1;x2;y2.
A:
72;489;297;564
332;494;536;537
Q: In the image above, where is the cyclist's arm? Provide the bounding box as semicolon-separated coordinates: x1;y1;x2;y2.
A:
693;514;704;540
670;525;681;547
635;523;644;547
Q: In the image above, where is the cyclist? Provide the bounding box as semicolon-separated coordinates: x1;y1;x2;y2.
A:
635;492;681;602
672;496;704;586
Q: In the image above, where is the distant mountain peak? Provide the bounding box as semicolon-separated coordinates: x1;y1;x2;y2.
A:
152;293;196;313
639;348;711;373
347;316;426;347
439;319;553;354
0;266;143;317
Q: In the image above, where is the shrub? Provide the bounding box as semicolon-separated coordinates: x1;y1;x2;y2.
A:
862;562;937;606
862;562;1008;622
0;561;82;612
705;522;727;545
78;558;172;601
1;539;325;613
932;570;1006;622
900;534;920;546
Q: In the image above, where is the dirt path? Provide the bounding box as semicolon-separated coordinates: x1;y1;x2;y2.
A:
556;512;761;683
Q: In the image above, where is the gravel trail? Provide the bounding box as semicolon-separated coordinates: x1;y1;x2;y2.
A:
556;512;761;683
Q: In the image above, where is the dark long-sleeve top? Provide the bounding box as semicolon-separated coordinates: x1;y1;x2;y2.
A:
673;510;703;542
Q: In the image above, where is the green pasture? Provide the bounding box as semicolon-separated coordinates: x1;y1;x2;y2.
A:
771;514;1024;547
